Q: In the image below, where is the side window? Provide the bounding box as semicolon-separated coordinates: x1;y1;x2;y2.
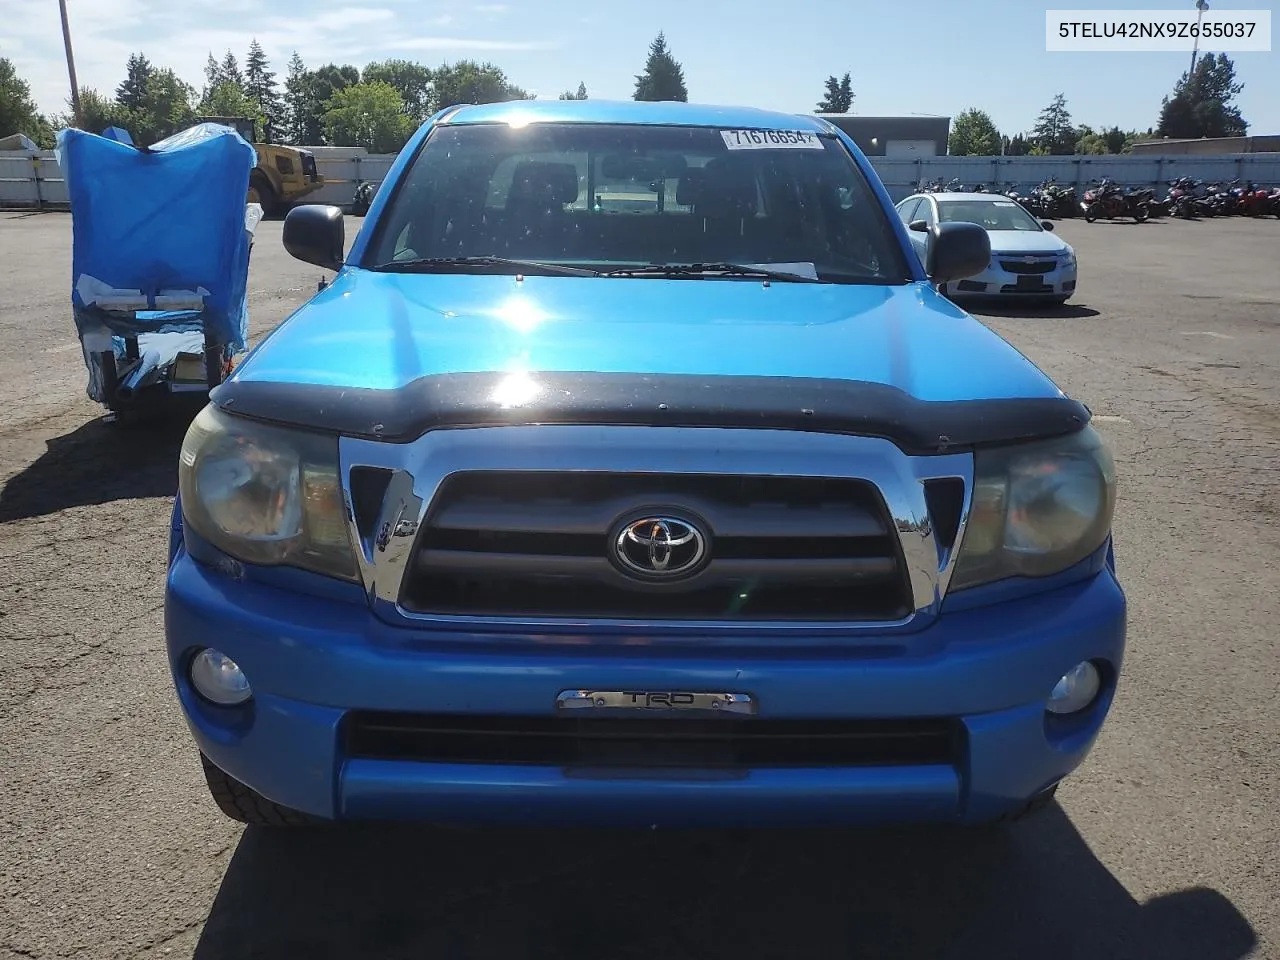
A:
897;197;921;223
917;198;937;226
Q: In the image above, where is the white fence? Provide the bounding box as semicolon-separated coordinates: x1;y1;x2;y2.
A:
5;148;1280;211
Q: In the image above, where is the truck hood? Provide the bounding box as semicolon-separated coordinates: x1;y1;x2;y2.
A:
230;269;1065;404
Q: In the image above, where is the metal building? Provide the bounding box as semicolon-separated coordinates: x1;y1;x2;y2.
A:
812;115;952;157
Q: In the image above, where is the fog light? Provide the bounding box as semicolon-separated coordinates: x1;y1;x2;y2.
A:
190;648;252;705
1046;661;1100;715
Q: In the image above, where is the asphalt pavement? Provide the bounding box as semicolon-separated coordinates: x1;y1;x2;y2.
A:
1;210;1277;960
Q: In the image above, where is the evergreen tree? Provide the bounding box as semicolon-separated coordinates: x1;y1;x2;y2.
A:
633;32;688;102
815;73;853;113
220;50;244;90
244;39;284;141
559;81;588;100
115;53;154;112
1031;93;1077;154
284;51;309;143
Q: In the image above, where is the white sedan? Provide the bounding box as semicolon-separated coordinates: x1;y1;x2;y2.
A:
895;192;1078;306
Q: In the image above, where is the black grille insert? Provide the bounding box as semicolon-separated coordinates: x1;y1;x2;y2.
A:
399;471;914;621
343;712;963;769
1000;260;1056;275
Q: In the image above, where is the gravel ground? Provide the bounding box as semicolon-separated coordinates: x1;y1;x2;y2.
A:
1;210;1277;960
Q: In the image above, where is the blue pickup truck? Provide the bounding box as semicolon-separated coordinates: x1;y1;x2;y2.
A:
165;99;1125;828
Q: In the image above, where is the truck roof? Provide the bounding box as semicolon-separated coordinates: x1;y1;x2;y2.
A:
440;98;834;132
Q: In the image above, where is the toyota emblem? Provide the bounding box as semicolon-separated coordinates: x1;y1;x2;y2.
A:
612;516;708;579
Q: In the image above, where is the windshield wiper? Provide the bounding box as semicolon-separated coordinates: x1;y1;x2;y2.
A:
601;262;826;283
367;256;601;277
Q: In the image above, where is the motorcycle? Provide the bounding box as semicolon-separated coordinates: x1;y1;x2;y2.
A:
1165;178;1198;219
1031;177;1075;219
1082;178;1149;222
1202;182;1235;217
1231;180;1273;217
1127;184;1161;217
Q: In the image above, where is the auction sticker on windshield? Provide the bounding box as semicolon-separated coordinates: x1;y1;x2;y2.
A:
721;129;823;150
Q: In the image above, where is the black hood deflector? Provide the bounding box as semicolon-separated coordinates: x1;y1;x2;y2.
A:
210;371;1090;455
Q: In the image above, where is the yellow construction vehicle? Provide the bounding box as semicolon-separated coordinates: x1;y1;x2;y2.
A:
196;116;324;215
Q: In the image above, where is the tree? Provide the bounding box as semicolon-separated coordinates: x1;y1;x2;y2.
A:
363;59;435;123
322;80;413;153
286;62;360;144
1031;93;1077;154
200;81;262;130
244;39;284;141
430;60;528;110
283;52;309;143
1002;133;1031;156
559;81;588;100
815;73;853;113
0;56;49;140
948;107;1001;155
633;32;687;102
115;53;154;112
72;88;132;136
1102;125;1128;154
220;51;244;90
204;54;222;98
1074;125;1109;154
133;68;197;144
1157;52;1247;139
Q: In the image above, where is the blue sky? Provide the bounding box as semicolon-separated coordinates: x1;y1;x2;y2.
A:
8;0;1277;138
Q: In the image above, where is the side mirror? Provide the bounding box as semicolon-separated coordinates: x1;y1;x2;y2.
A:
284;204;345;271
1041;220;1055;231
908;219;929;232
925;221;990;283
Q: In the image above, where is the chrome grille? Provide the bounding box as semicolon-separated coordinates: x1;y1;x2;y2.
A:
338;425;976;634
400;471;912;621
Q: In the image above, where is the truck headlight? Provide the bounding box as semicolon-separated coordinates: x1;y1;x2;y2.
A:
950;425;1115;591
178;404;357;581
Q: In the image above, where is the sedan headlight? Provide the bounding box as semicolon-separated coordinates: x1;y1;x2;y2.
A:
178;404;357;581
950;425;1115;591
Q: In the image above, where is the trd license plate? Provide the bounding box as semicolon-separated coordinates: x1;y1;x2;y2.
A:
1017;274;1048;290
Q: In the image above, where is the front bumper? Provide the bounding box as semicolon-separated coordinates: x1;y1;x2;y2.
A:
165;537;1127;827
946;258;1077;299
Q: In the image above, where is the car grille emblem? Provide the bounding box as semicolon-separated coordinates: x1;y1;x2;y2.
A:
613;516;707;579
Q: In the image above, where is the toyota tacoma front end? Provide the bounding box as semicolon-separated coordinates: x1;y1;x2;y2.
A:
165;99;1125;828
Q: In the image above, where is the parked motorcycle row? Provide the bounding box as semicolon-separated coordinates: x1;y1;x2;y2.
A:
918;175;1280;223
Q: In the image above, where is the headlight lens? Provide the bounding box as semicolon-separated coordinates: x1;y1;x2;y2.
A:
950;425;1115;591
178;404;357;581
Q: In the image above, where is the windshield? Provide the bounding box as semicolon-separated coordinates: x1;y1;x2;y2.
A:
938;199;1044;232
365;122;909;283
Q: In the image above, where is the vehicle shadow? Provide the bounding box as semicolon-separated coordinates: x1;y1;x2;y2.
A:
961;301;1102;320
0;401;201;523
193;804;1256;960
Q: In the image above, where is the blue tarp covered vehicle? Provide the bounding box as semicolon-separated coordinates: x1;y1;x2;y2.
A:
55;122;261;412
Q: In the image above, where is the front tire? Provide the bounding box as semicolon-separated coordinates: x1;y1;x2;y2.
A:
201;752;324;826
248;173;279;218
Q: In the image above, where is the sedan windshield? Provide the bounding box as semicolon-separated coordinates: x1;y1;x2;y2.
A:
938;199;1044;232
364;122;909;283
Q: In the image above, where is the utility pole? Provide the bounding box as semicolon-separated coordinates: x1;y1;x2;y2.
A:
59;0;84;128
1189;0;1209;75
